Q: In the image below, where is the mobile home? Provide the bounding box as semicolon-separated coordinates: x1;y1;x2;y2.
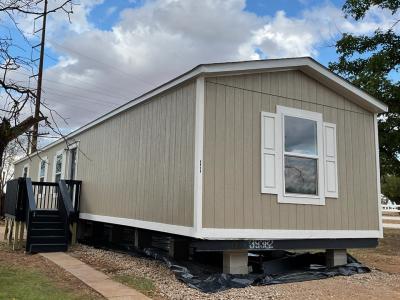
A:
13;57;387;274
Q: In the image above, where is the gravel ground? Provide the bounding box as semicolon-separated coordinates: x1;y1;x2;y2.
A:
70;244;400;300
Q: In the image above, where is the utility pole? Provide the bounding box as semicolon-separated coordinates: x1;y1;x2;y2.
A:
31;0;48;153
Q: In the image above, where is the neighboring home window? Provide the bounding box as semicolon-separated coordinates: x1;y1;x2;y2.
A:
53;151;64;182
39;159;47;182
22;164;29;178
38;158;48;194
261;106;338;205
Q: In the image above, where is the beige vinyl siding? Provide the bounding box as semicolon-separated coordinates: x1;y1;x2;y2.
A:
202;70;379;231
14;81;196;227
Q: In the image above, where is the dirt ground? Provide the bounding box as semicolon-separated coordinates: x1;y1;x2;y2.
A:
0;240;104;299
70;229;400;300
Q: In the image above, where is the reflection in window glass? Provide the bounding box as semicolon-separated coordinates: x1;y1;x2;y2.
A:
40;161;46;178
285;156;318;195
23;167;28;178
55;154;63;182
285;116;317;155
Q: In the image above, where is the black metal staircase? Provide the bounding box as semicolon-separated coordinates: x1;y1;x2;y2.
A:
27;210;68;252
4;177;82;253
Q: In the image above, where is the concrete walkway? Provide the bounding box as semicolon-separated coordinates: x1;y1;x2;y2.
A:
41;252;150;300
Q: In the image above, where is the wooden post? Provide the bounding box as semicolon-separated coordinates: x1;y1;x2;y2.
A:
8;218;14;245
70;222;77;246
19;222;25;247
13;221;19;250
3;217;9;241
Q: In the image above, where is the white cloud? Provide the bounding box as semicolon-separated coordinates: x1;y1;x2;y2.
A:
36;0;399;133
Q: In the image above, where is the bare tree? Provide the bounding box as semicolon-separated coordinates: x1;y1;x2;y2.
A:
0;140;22;216
0;1;73;212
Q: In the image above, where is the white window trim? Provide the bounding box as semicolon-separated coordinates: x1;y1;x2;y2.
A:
37;156;48;181
52;150;66;181
276;106;325;206
22;163;30;177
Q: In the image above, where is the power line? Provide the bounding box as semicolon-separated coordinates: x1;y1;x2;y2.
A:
42;95;108;114
11;69;134;102
48;39;154;88
43;88;119;107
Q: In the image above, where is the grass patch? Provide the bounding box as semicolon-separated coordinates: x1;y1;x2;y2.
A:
113;274;156;296
0;265;89;300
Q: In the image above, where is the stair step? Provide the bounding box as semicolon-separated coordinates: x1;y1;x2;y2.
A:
31;221;64;229
34;210;60;216
29;243;67;253
32;216;63;223
30;236;66;244
30;228;65;237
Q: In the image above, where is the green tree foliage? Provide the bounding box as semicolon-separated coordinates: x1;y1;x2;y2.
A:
329;0;400;176
382;175;400;203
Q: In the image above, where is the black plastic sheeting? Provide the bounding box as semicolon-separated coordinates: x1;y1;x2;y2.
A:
142;248;370;293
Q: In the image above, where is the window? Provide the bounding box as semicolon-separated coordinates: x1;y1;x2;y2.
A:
53;151;64;182
22;164;29;178
261;106;338;205
55;154;62;182
38;158;48;194
284;116;318;196
39;159;47;182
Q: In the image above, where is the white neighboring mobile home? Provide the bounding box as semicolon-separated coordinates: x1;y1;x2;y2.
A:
14;57;388;274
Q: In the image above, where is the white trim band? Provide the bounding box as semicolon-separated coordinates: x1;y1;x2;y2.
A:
200;228;382;240
79;213;196;237
79;213;381;240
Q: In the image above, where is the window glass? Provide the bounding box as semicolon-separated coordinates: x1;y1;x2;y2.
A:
55;154;63;182
285;156;318;195
284;116;317;155
23;167;28;178
40;161;46;178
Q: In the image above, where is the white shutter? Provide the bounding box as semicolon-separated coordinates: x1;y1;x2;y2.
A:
261;112;280;194
323;122;338;198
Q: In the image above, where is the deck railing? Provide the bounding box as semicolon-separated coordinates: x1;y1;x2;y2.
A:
65;180;82;215
31;181;59;210
4;177;82;251
382;204;400;213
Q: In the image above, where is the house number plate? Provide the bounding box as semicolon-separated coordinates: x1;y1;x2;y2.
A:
248;240;274;250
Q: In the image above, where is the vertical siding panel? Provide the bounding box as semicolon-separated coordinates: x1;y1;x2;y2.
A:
167;93;177;224
214;81;226;228
336;108;348;229
203;81;216;228
252;74;263;228
173;89;183;224
366;115;379;229
358;112;369;230
155;98;164;222
181;86;189;225
243;75;254;228
345;109;356;230
163;94;172;224
269;73;280;229
187;84;195;225
260;73;272;229
234;77;244;228
132;109;141;220
224;78;235;228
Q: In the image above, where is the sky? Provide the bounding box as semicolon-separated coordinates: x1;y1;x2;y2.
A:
3;0;400;144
